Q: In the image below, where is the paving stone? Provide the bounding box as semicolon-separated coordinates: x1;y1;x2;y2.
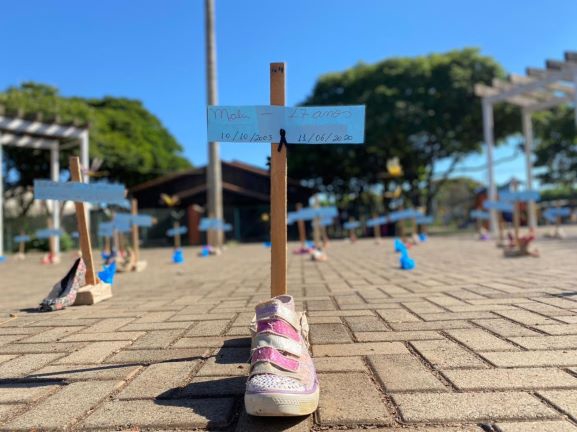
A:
496;420;577;432
169;312;233;322
132;311;176;323
446;328;520;351
172;336;250;348
310;323;352;344
127;329;185;349
186;320;230;336
0;341;86;354
344;316;389;332
377;309;421;323
0;383;59;403
389;321;474;331
472;318;541;337
497;310;563;327
443;368;577;391
106;348;209;364
120;322;190;331
539;390;577;420
56;341;131;364
118;361;198;399
235;409;310;431
196;347;250;376
317;372;393;425
410;340;488;369
82;318;136;333
176;375;246;397
29;363;142;382
0;353;62;378
355;331;442;342
81;398;236;429
3;381;121;430
307;316;342;324
482;351;577;367
510;335;577;350
314;356;367;372
369;354;446;392
15;327;80;343
392;392;559;423
61;331;145;342
313;342;409;357
0;404;26;423
538;324;577;335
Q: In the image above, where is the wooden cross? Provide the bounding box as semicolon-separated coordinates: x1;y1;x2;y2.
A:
207;62;365;297
34;156;126;304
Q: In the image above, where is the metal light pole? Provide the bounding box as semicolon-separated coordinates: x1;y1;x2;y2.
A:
205;0;223;248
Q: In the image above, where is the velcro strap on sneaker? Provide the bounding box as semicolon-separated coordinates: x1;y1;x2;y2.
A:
253;333;302;357
256;319;300;342
249;361;300;379
250;346;299;372
255;302;299;330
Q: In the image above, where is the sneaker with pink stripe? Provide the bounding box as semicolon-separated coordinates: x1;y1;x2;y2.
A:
245;295;319;416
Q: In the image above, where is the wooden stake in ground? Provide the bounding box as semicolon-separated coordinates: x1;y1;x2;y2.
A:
173;221;182;249
296;202;307;249
69;156;98;285
372;213;381;242
511;181;520;248
131;199;140;263
270;62;287;297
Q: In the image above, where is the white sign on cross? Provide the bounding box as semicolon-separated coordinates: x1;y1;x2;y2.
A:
206;63;365;297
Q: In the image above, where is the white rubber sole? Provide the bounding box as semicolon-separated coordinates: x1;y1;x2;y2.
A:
245;387;319;416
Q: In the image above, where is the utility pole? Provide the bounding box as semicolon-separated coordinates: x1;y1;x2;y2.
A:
205;0;223;248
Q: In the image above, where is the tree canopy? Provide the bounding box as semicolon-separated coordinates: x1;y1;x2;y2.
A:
533;106;577;190
287;48;518;212
1;82;190;215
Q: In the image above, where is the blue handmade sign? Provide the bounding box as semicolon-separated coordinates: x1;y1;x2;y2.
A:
70;231;80;239
366;216;387;227
343;221;361;230
199;218;232;232
36;228;63;239
499;190;540;202
483;200;513;212
207;106;365;144
415;215;434;225
34;180;125;204
167;226;188;237
543;207;571;218
470;210;491;220
389;209;422;222
14;235;30;243
319;218;334;227
114;213;154;228
98;222;115;237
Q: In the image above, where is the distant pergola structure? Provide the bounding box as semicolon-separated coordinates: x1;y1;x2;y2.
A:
0;114;89;258
475;51;577;235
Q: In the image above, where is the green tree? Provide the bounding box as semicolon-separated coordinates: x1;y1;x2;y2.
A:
288;48;518;212
1;82;190;216
534;106;577;190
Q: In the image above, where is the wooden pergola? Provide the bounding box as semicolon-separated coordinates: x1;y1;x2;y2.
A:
475;51;577;234
0;114;89;258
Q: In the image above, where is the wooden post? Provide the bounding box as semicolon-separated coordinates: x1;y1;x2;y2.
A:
69;156;98;285
412;217;418;236
296;203;306;249
48;217;55;258
372;214;381;241
312;196;321;249
18;231;25;255
270;62;287;297
131;199;140;263
174;221;181;249
104;236;111;253
498;212;505;245
512;182;520;248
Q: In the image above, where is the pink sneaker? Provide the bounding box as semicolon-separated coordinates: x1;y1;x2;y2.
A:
245;295;319;416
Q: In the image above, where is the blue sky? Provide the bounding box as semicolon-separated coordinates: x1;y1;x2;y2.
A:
1;0;576;187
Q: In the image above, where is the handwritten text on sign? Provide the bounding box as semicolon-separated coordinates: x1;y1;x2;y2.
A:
207;106;365;144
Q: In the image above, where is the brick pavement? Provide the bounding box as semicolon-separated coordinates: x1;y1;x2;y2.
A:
1;231;577;430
